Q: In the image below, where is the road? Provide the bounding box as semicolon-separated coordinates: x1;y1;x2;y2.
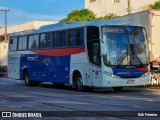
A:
0;77;160;120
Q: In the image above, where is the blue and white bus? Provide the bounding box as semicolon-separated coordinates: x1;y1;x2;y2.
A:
8;20;150;91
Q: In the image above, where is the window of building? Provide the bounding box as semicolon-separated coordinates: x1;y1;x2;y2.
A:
18;36;27;50
28;35;39;50
112;0;120;4
9;37;18;51
40;33;52;49
90;0;96;2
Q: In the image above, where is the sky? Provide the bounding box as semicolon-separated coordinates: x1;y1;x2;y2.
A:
0;0;84;26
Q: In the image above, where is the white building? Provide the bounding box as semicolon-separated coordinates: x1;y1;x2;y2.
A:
85;0;158;17
0;21;56;67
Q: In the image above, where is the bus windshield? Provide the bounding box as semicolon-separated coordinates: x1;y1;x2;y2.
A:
102;26;149;68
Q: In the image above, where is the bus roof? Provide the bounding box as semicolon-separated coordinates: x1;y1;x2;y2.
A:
10;20;140;37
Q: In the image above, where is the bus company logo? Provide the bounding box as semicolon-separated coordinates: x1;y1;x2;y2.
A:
27;57;36;61
117;71;131;75
2;112;11;117
1;112;42;118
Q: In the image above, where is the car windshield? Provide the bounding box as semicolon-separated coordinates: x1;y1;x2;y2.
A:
102;26;149;67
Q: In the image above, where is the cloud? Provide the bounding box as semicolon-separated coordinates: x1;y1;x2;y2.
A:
0;6;64;26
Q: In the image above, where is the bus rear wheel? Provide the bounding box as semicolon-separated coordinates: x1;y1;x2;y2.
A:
24;71;38;86
112;87;123;92
75;74;85;92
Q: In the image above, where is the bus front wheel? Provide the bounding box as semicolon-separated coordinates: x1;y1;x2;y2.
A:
75;74;85;92
24;71;37;86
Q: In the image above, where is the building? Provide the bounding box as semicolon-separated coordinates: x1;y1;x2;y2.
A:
0;21;56;69
85;0;158;17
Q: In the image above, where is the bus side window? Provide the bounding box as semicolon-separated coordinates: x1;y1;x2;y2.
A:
76;28;84;46
40;33;52;49
87;26;101;66
68;29;76;47
10;38;13;44
59;31;67;47
68;28;84;47
18;36;27;50
28;35;39;50
9;37;18;51
53;32;60;48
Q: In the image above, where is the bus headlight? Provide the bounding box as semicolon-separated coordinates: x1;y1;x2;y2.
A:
103;71;121;79
140;72;149;77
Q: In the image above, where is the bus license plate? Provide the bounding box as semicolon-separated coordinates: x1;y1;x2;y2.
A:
127;80;135;84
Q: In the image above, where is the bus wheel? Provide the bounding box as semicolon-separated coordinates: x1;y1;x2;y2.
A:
112;87;123;92
24;71;36;86
75;74;85;92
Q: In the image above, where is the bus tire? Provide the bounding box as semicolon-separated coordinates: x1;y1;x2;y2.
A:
75;74;85;92
112;87;123;92
24;71;37;86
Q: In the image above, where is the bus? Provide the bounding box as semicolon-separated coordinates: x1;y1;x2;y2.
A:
8;20;150;91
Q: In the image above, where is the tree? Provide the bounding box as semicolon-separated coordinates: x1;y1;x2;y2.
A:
59;9;96;22
149;1;160;10
96;13;119;20
59;9;118;22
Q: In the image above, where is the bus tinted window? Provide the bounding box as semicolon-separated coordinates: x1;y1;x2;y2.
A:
28;35;39;50
53;32;60;48
87;26;101;66
18;36;27;50
76;28;84;46
60;31;67;47
9;37;18;51
68;28;84;47
40;33;52;49
68;30;76;47
87;26;99;40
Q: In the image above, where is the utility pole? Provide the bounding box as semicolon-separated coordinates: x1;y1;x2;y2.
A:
127;0;131;14
0;9;9;42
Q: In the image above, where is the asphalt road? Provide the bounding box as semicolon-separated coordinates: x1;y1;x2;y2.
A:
0;77;160;120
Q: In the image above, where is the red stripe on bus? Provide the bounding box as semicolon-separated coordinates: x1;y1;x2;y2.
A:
32;48;85;56
136;67;148;71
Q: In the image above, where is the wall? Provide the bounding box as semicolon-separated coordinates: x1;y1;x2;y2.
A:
0;42;8;66
151;10;160;61
85;0;158;17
